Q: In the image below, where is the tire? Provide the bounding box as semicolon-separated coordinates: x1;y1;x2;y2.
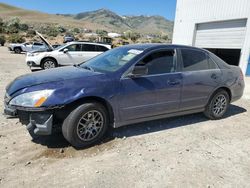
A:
62;103;109;148
14;47;22;54
204;89;230;120
42;58;57;69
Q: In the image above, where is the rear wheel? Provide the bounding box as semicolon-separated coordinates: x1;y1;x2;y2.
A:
204;89;229;119
62;103;109;148
42;58;57;69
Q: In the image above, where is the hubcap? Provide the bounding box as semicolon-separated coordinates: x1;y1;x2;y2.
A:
213;94;227;116
44;61;55;69
76;110;104;141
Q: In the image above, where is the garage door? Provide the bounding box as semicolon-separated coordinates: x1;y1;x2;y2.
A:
194;19;247;49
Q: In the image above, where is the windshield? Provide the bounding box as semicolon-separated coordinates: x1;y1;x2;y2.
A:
56;44;67;50
80;47;144;73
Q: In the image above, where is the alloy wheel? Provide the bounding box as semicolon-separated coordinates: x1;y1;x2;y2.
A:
213;94;227;116
44;61;56;69
76;110;104;141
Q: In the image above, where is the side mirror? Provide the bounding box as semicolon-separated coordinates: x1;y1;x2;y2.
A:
128;66;148;78
63;48;69;53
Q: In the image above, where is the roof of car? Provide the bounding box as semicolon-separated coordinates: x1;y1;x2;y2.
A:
120;43;206;52
67;41;111;47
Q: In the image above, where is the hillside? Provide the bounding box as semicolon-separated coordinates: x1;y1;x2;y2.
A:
0;3;173;36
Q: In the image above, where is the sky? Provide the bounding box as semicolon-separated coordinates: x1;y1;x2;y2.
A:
0;0;177;20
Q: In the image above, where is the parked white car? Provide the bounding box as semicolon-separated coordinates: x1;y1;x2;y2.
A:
8;42;47;54
26;32;111;69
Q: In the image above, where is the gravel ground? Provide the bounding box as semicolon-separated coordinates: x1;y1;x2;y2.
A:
0;46;249;188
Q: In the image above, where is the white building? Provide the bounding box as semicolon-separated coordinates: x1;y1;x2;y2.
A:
173;0;250;75
108;33;122;38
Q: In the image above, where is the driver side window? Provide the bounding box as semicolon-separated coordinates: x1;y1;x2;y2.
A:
66;44;81;52
138;50;175;75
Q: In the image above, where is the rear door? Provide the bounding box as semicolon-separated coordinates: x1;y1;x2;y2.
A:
179;48;222;110
81;44;105;62
119;49;182;121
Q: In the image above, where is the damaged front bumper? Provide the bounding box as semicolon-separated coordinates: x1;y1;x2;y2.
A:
4;103;64;136
26;113;53;135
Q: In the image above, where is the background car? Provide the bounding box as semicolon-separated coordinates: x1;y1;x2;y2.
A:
8;42;47;54
4;44;244;148
26;41;111;69
63;36;75;43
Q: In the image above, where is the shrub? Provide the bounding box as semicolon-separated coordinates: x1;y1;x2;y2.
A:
0;35;6;46
58;26;67;33
26;30;36;37
151;38;162;43
19;23;29;31
8;34;25;43
5;17;20;34
73;28;80;34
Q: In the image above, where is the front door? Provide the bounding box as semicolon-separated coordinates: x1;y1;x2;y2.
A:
57;44;84;65
119;49;182;122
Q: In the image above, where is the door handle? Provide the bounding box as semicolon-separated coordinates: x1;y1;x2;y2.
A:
167;80;180;85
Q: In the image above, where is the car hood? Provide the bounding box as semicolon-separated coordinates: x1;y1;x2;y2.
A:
36;31;54;51
6;66;102;95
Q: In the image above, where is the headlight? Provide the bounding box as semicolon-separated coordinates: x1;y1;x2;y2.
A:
9;90;54;107
27;53;40;57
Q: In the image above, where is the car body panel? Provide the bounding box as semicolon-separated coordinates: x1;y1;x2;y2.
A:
4;44;245;134
118;72;182;121
180;69;222;110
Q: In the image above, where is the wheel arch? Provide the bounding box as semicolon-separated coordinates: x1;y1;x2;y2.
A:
208;86;232;104
40;56;58;66
65;96;115;126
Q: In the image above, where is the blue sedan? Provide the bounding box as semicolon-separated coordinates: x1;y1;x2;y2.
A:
4;44;245;148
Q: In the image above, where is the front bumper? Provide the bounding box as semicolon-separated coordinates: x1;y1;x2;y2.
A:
8;47;13;51
4;105;54;135
26;113;53;135
27;61;40;68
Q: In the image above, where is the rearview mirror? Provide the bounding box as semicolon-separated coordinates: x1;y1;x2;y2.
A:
128;66;148;78
63;48;69;53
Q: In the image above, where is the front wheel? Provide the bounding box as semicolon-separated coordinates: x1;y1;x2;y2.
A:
42;58;57;69
204;90;230;120
62;103;109;148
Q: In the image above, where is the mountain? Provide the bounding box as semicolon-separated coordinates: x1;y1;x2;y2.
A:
73;9;173;35
0;3;173;36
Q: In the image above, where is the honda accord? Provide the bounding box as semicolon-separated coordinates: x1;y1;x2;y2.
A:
4;44;245;148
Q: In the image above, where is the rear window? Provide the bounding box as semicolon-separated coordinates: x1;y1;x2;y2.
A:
82;44;96;51
181;49;209;71
96;45;109;52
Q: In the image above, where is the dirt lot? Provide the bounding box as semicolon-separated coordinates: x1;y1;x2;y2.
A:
0;46;249;188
